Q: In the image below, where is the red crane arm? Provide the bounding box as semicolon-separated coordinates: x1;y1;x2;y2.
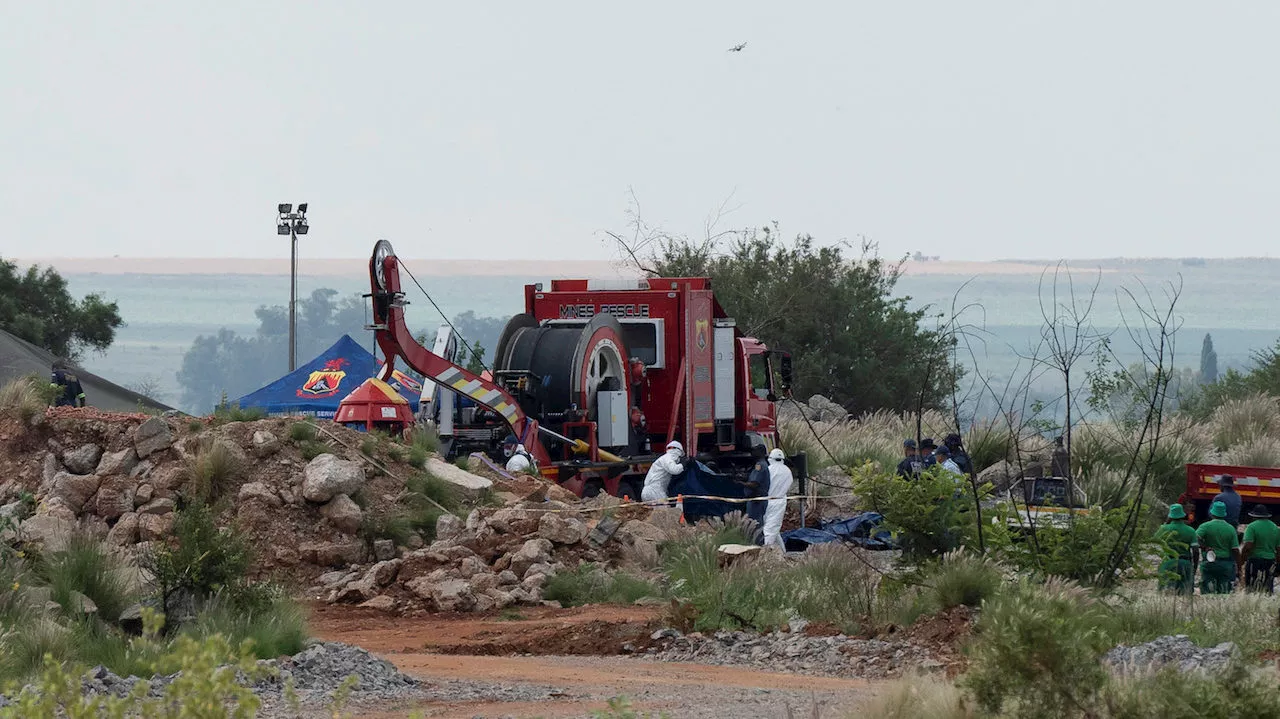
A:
366;241;550;467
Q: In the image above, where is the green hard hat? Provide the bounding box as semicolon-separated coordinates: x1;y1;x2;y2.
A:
1167;503;1187;520
1209;501;1227;518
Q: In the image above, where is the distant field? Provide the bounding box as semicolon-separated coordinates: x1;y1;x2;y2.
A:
49;256;1280;413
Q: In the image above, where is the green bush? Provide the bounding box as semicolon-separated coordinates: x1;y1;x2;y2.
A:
181;440;245;504
182;595;308;660
210;404;266;424
961;578;1113;718
360;436;378;457
1223;436;1280;468
853;464;980;557
38;535;137;623
299;439;331;460
142;503;257;612
993;501;1155;586
543;564;663;606
288;421;317;442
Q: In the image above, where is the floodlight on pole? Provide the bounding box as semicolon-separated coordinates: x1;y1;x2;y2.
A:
276;202;310;372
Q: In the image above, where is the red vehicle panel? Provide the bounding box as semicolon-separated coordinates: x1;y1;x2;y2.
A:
1183;463;1280;521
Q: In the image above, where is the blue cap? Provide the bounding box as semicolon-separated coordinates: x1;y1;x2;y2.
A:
903;439;917;448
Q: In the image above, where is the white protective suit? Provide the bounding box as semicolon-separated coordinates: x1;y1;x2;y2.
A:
505;445;533;474
763;449;794;549
641;441;686;502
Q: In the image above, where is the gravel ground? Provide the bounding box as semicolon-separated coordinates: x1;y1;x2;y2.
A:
644;628;941;679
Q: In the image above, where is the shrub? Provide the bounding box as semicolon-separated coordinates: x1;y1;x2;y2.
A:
1210;394;1280;451
142;503;255;612
210;404;266;424
1105;591;1280;659
360;436;377;457
408;427;440;455
288;421;317;442
38;535;137;623
589;696;670;719
0;618;75;683
182;595;308;660
299;439;331;461
182;440;245;504
923;550;1003;613
543;564;663;607
185;419;203;433
852;464;980;557
961;578;1113;718
1102;663;1280;718
994;501;1155;586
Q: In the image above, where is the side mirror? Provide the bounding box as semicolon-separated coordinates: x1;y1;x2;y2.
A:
777;352;793;392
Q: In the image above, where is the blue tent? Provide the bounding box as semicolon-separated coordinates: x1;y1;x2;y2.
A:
233;335;422;419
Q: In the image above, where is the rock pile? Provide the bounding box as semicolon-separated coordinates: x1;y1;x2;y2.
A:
776;395;848;423
646;628;940;679
0;413;492;581
1104;635;1238;676
318;502;671;614
0;642;423;712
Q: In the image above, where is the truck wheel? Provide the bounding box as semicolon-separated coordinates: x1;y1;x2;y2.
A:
583;479;605;498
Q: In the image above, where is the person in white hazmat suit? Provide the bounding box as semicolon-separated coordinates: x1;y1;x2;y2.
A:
641;441;688;502
502;434;534;474
763;448;794;549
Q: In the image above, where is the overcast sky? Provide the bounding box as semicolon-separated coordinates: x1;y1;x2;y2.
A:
1;2;1277;262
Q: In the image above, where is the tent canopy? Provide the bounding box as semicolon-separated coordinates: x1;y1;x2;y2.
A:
0;328;171;413
234;335;421;419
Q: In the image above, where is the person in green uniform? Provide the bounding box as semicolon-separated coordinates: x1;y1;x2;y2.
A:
1196;500;1240;594
1240;504;1279;594
1155;503;1197;595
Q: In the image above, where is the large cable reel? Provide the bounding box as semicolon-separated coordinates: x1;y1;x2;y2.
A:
494;313;632;449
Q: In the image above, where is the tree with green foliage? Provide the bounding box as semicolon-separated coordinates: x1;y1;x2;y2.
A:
619;221;953;413
1181;338;1280;420
1200;332;1218;383
0;257;123;360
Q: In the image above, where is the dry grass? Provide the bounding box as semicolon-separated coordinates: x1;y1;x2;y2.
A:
857;675;974;719
1210;394;1280;451
779;409;955;473
1223;436;1280;468
0;375;52;424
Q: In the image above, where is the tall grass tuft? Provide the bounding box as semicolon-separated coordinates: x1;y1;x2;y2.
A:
1223;436;1280;469
965;419;1013;474
0;375;54;423
861;675;975;719
183;439;246;503
1210;394;1280;451
288;421;317;442
924;550;1004;612
182;595;309;660
38;535;137;623
542;564;663;607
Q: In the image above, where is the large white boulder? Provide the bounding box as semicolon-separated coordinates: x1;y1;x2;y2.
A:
302;454;365;503
424;458;493;500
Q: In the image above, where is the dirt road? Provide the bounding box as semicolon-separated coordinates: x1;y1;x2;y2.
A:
309;604;885;718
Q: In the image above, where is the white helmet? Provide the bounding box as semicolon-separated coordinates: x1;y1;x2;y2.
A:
769;448;785;462
666;440;684;453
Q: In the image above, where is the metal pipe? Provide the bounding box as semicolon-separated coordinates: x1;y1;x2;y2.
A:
288;228;297;372
537;426;625;463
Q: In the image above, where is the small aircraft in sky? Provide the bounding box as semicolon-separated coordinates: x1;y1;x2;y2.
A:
727;42;747;52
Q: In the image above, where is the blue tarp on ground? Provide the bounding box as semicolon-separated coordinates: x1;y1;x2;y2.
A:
781;513;897;552
233;335;421;419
